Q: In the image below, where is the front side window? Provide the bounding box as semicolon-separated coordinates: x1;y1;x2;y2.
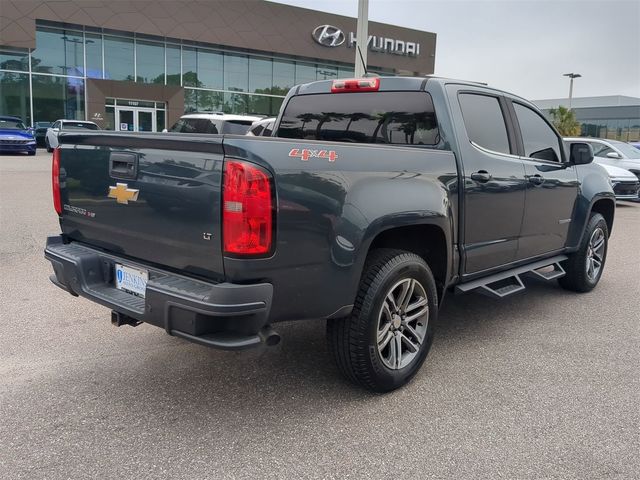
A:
589;142;614;157
513;103;562;162
459;93;510;154
278;91;439;145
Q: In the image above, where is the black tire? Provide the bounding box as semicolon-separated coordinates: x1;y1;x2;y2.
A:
28;150;36;156
558;212;609;292
45;138;52;153
327;248;438;392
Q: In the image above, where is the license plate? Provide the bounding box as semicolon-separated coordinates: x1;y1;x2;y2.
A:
114;263;148;298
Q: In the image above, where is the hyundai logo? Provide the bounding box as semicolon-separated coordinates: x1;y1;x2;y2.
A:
312;25;345;47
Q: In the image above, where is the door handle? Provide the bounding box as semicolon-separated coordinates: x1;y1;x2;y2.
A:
471;170;492;182
109;152;138;179
528;174;545;185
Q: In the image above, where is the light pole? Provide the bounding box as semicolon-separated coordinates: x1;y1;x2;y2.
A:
563;73;581;110
354;0;369;77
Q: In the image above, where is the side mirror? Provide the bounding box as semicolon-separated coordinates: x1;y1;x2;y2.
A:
569;142;594;165
606;151;621;159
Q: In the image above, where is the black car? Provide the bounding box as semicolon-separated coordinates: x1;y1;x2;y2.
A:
33;121;52;147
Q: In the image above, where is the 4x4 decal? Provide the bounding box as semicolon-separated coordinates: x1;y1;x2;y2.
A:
288;148;338;162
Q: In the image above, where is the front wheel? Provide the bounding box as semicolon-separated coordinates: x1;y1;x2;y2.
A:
327;249;438;392
45;138;53;153
559;212;609;292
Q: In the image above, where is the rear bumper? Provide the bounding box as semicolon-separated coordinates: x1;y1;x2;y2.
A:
44;236;274;350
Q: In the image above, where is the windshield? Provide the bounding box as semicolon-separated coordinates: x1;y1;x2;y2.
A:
0;119;26;130
611;141;640;159
63;122;98;130
35;122;51;128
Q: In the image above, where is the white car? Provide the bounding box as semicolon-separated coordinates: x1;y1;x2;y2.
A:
565;137;640;182
597;163;640;201
166;113;262;135
246;117;276;136
46;120;99;152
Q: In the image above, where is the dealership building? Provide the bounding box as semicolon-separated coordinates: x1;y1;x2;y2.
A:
0;0;436;131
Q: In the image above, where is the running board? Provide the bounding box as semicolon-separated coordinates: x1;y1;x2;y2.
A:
455;255;567;299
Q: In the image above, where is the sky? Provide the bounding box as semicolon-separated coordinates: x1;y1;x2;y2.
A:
270;0;640;101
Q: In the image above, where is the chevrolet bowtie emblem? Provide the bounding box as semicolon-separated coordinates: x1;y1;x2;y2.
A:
108;183;139;204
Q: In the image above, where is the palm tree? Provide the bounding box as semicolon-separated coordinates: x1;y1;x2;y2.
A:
549;106;581;136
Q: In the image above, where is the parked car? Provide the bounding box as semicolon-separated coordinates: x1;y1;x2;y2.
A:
33;121;52;147
566;137;640;182
629;141;640;150
46;120;99;152
166;113;262;135
599;164;639;201
0;115;36;155
45;76;615;392
246;117;276;136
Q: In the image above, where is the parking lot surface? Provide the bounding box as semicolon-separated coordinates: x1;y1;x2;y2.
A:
1;151;639;479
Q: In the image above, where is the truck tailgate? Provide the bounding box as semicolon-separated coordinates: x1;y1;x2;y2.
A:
58;133;225;280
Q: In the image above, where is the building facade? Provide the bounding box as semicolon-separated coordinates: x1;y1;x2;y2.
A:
534;96;640;142
0;0;436;131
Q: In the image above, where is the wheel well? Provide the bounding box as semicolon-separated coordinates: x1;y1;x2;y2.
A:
368;225;448;295
591;199;615;235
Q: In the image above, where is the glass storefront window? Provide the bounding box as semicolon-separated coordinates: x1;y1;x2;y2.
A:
0;72;31;124
32;74;85;122
0;48;29;71
104;36;134;81
338;67;355;78
249;57;272;94
295;63;316;85
182;47;197;87
198;49;224;89
223;92;249;114
316;65;337;80
32;27;84;75
272;60;295;96
271;97;284;116
166;44;181;86
85;33;103;78
224;54;248;92
248;94;271;116
105;106;115;130
136;40;164;83
157;110;165;131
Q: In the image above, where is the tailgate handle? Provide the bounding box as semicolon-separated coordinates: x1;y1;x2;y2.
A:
109;152;138;179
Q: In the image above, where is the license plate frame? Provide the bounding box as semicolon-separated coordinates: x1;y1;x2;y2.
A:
114;263;148;298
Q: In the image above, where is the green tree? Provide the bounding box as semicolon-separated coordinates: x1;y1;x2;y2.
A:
549;105;581;136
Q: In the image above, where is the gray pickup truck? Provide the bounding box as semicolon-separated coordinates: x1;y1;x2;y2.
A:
45;76;615;391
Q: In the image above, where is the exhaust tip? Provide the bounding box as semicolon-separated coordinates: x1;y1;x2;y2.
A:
259;326;281;347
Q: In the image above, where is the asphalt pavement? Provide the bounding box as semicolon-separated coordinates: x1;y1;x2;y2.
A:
1;151;638;479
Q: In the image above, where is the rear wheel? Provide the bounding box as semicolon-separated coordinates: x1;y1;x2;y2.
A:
559;212;608;292
327;249;438;392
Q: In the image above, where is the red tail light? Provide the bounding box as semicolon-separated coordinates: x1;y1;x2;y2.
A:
223;159;273;256
331;77;380;93
52;148;62;215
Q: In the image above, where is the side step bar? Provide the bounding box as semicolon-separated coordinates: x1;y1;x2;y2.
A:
455;255;567;299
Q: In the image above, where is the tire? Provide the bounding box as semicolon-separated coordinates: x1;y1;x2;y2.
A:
28;150;36;156
558;212;608;292
45;138;52;153
327;248;438;392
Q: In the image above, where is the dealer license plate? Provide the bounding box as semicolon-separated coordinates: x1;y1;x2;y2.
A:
114;263;148;298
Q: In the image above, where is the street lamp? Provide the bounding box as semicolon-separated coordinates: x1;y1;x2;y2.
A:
563;73;581;110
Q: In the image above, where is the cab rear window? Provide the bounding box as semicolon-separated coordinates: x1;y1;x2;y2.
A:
277;91;439;145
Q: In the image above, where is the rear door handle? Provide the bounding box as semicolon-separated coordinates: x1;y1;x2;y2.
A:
471;170;492;183
528;174;545;185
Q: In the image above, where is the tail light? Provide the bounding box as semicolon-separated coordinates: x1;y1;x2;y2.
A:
331;77;380;93
222;159;273;256
52;148;62;215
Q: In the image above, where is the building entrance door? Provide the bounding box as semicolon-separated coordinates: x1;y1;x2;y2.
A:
116;107;157;132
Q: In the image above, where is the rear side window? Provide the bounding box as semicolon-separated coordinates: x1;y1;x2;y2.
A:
277;91;439;145
222;120;253;135
459;93;510;154
170;118;220;134
513;103;561;162
63;122;98;130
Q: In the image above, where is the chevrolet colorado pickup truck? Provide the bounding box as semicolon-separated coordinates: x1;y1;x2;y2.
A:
45;76;615;392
